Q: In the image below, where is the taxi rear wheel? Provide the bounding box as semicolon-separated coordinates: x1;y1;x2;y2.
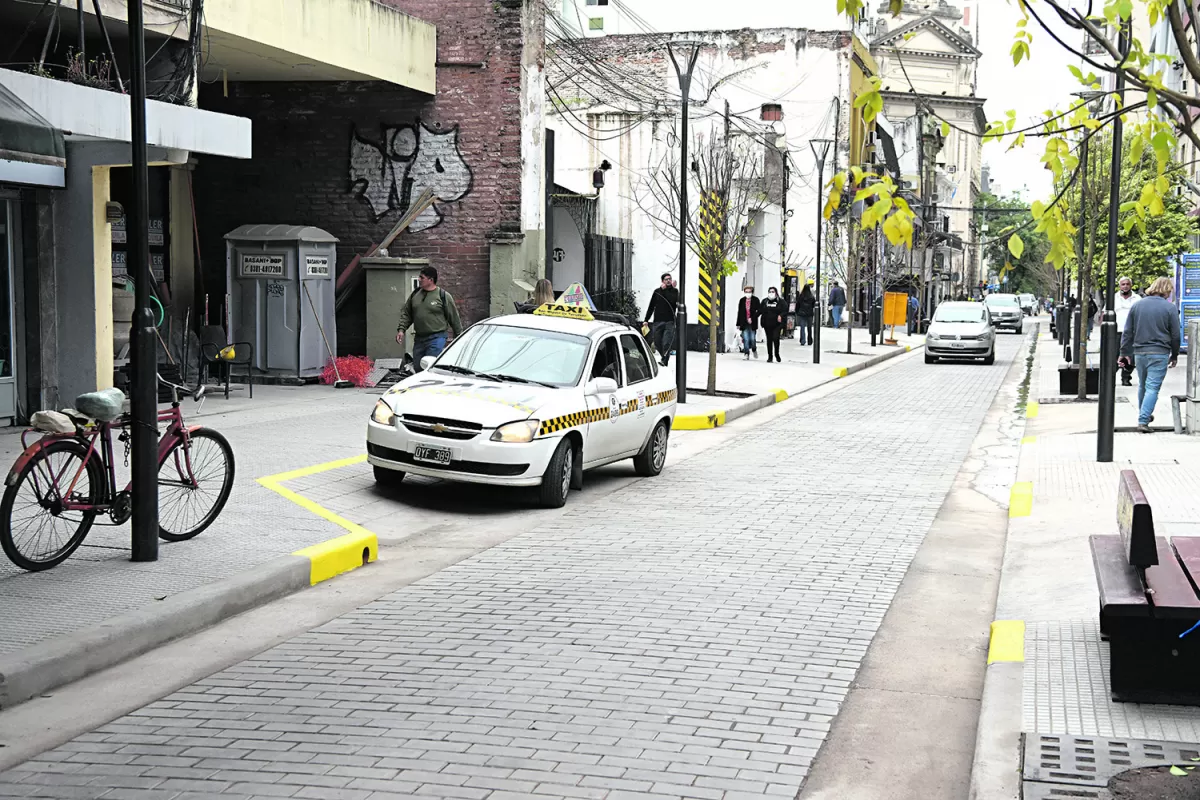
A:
538;439;573;509
634;420;669;477
373;465;405;488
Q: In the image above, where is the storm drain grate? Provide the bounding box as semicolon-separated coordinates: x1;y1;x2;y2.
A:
1022;783;1111;799
1023;734;1200;787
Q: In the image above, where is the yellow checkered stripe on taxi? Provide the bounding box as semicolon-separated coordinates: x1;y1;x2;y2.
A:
539;407;608;435
536;389;678;437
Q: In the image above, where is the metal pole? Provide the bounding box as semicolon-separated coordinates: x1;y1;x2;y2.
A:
1074;136;1089;377
128;0;158;562
814;159;823;364
668;42;700;405
76;0;85;61
1098;24;1128;462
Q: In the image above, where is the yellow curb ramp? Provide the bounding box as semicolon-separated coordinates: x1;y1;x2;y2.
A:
258;455;379;585
672;410;726;430
833;367;849;378
987;620;1025;664
1026;401;1039;418
1009;481;1033;518
1021;435;1037;444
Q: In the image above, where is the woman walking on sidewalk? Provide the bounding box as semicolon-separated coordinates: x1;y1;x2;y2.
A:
796;283;815;345
736;285;760;359
760;287;786;363
1119;277;1180;434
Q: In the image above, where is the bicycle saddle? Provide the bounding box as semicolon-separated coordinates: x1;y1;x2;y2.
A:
74;387;127;422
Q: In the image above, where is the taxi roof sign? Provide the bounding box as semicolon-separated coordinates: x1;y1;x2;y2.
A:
558;282;597;310
533;302;595;321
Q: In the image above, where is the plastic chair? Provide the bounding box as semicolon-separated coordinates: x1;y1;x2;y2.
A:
199;326;254;399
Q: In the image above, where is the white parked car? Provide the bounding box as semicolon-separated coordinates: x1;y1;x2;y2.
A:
984;293;1024;333
367;310;677;508
924;301;996;365
1019;293;1037;316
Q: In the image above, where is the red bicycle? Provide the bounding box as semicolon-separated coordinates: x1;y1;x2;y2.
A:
0;376;235;571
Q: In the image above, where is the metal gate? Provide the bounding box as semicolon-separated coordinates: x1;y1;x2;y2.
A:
584;234;633;314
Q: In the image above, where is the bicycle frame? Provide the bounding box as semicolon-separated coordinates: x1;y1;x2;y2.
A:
7;404;202;513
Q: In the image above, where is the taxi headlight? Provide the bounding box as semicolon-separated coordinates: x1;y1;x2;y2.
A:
372;400;395;426
491;420;540;443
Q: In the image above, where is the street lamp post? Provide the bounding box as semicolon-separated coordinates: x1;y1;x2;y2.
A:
667;40;702;405
127;0;158;561
810;139;833;365
1098;25;1129;463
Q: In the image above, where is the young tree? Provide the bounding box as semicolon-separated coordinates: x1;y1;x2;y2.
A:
634;126;763;395
832;0;1190;282
978;192;1055;294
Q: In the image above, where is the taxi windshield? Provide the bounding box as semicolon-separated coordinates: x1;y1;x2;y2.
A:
433;324;591;387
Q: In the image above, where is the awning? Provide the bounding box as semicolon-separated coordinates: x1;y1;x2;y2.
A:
0;83;65;188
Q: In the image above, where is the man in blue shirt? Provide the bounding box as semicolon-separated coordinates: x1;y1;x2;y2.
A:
1119;276;1180;433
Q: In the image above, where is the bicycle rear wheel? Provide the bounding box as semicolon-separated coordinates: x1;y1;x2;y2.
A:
0;439;102;571
158;428;235;542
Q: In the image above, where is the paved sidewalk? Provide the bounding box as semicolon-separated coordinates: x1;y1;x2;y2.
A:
0;338;1025;799
976;325;1200;798
676;325;925;425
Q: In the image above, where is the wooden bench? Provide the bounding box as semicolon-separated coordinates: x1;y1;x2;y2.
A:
1090;470;1200;705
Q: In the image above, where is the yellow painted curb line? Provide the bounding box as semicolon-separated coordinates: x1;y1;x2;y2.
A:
1021;435;1037;445
987;620;1025;664
833;367;849;378
258;455;378;585
1009;481;1033;518
1026;401;1039;418
773;389;789;403
673;410;726;430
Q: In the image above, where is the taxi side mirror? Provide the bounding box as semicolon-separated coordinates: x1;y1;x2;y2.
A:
420;356;435;371
585;377;618;396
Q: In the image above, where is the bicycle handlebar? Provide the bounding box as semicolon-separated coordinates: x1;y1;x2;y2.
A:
156;373;207;404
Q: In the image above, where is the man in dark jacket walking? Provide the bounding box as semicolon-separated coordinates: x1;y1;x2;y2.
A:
829;280;847;329
1119;276;1180;433
644;272;679;367
396;266;463;371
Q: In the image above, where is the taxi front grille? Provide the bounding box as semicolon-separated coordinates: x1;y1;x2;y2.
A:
400;414;482;440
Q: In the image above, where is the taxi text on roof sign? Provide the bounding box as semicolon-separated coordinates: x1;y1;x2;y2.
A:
533;303;595;321
558;282;597;310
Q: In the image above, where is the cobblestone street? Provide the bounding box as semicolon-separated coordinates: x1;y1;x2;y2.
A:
0;335;1029;799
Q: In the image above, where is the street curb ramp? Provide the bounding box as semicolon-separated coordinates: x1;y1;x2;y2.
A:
0;531;377;710
672;344;919;430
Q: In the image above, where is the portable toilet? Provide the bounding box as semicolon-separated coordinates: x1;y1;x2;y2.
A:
225;225;339;381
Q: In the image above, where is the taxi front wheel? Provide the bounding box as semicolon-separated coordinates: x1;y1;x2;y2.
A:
539;439;574;509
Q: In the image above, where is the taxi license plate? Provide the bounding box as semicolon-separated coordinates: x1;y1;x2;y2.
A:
413;445;452;466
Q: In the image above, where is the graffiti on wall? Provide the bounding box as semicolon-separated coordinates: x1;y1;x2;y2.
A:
348;123;473;232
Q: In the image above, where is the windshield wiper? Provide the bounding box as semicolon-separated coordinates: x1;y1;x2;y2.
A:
477;372;556;388
434;364;499;382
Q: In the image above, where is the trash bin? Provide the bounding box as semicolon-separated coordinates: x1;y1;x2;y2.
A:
225;225;339;381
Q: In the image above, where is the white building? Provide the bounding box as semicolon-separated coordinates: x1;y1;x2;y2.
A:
546;26;874;349
871;0;986;298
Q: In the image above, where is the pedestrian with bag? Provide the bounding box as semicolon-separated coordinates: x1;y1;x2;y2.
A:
644;272;679;367
395;266;463;371
760;287;786;363
796;283;815;345
829;280;847;329
736;285;760;359
1119;276;1180;433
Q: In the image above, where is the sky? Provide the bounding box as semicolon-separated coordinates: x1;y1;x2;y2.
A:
975;1;1079;199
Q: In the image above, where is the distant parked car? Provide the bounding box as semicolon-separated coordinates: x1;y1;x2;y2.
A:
925;302;996;365
1018;293;1037;316
984;293;1024;333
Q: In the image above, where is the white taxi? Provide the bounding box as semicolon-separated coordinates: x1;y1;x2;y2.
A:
366;306;677;507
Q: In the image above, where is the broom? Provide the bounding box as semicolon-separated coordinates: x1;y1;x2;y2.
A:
304;283;352;389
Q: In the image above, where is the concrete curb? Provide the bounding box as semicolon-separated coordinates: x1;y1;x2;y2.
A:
0;485;380;710
672;343;920;430
969;661;1024;800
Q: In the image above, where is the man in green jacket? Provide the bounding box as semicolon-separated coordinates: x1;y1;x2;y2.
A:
395;266;463;371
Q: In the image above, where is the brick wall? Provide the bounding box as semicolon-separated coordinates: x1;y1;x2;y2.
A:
195;0;538;354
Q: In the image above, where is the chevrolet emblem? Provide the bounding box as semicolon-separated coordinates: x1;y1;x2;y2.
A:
432;423;447;433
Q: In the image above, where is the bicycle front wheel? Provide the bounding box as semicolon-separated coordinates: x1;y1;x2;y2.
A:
158;428;235;542
1;439;102;571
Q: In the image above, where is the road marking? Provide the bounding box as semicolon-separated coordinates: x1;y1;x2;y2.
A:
258;456;378;585
1026;401;1039;418
988;620;1025;664
1021;436;1037;444
1009;481;1034;517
